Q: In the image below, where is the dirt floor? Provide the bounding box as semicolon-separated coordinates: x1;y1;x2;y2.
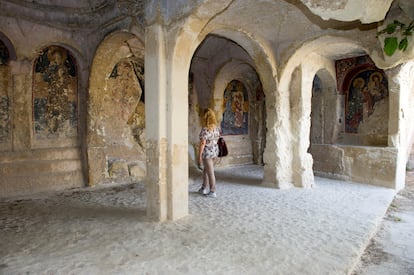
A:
352;167;414;275
1;164;412;274
0;166;397;275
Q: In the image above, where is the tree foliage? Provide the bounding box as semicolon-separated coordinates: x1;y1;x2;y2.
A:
377;20;414;56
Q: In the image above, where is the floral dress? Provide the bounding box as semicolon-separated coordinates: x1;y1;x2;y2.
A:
199;126;220;159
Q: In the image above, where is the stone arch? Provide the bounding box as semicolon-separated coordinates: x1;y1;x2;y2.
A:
280;36;366;92
173;23;285;188
145;3;282;221
87;31;145;186
280;35;367;187
212;59;265;166
0;32;16;63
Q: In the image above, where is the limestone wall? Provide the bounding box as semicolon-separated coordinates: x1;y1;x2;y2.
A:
0;1;133;197
87;32;146;186
0;41;88;197
310;144;398;188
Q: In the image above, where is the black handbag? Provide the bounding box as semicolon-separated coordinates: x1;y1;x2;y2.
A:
217;137;228;157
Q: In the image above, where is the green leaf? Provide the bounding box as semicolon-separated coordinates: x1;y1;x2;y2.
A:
384;37;398;56
378;20;413;56
385;23;397;34
408;21;414;31
394;20;403;25
402;29;412;36
399;37;408;51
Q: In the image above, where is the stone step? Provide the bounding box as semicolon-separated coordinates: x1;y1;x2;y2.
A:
0;147;81;163
0;170;84;198
217;154;253;167
0;159;83;177
0;148;85;197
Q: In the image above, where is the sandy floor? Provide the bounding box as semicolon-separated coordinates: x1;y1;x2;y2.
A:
0;165;401;274
352;168;414;275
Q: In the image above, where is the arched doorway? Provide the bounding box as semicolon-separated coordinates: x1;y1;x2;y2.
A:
309;69;344;178
310;70;342;146
0;34;16;152
32;46;78;148
87;32;145;186
188;35;266;170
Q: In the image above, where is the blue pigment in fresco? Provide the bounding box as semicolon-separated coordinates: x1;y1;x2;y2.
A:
221;80;248;135
33;46;78;139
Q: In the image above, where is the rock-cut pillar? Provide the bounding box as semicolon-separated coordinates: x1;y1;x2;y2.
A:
145;23;189;221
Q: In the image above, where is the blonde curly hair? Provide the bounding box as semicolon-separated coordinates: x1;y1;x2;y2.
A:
202;108;217;131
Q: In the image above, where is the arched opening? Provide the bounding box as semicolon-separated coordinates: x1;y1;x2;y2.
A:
309;69;344;178
87;32;145;187
310;70;342;146
302;50;398;187
153;8;281;220
188;34;266;172
32;45;78;148
0;34;15;152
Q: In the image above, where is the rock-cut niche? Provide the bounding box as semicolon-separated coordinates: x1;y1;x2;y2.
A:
0;39;11;150
33;46;78;148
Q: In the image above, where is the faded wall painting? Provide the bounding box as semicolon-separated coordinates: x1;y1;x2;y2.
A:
221;80;249;135
345;70;388;133
105;58;145;148
33;46;78;143
0;39;10;146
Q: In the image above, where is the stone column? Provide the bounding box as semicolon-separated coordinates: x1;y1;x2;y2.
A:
386;64;411;190
290;66;314;188
262;85;294;189
145;23;189;221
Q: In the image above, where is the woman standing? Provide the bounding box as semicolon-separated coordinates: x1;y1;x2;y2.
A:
198;108;220;198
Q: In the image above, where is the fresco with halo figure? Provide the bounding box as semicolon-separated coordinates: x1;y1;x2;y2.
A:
221;80;249;135
335;55;388;134
345;70;388;133
33;46;78;140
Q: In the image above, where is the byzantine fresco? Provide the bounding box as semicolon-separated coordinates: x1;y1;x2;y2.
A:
336;55;388;134
33;46;78;141
221;80;249;135
345;70;388;133
0;40;10;144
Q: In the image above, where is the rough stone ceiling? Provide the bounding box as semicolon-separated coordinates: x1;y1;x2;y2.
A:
398;0;414;18
299;0;394;23
194;35;248;60
2;0;113;11
319;44;366;60
201;0;379;62
191;0;385;65
0;0;145;30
